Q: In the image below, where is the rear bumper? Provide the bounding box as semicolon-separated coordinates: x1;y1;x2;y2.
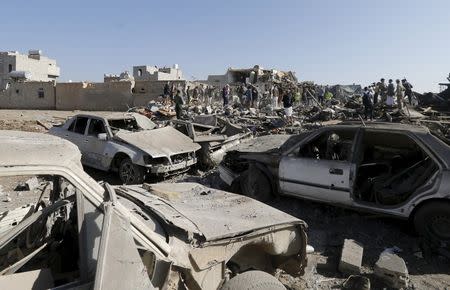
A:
218;164;238;186
148;157;197;174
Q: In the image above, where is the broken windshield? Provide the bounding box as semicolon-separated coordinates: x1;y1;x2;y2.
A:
108;115;156;134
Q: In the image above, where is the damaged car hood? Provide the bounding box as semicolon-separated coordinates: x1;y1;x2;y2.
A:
114;126;201;158
117;183;306;241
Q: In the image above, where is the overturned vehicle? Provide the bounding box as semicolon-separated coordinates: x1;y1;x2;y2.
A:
0;131;307;289
220;122;450;244
49;113;200;184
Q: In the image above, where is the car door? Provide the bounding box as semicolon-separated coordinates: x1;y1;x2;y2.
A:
64;116;90;164
279;128;358;205
84;118;112;170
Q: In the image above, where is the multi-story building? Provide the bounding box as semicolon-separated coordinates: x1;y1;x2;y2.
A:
0;50;60;89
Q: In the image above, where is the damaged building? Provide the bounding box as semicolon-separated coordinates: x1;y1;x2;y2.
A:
205;65;297;87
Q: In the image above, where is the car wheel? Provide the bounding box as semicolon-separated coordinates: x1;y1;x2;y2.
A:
240;169;273;202
119;158;146;185
220;271;286;290
414;201;450;243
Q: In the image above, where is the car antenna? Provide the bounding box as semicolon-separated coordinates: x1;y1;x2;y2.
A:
358;114;366;127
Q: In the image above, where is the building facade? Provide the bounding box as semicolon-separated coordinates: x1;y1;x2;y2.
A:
0;50;60;89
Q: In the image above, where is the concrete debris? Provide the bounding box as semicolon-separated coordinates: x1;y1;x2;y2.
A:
342;275;371;290
374;252;409;289
339;239;364;275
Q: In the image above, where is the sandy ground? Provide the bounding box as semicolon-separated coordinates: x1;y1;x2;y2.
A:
0;109;449;289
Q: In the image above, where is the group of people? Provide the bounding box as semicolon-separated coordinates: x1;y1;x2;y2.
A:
163;82;218;118
361;78;414;121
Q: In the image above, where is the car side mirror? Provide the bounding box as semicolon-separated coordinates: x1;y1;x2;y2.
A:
98;133;108;141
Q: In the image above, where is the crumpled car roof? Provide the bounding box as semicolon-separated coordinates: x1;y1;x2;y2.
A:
118;182;306;241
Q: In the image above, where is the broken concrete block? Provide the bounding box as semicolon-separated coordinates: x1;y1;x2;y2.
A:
339;239;363;275
374;252;409;289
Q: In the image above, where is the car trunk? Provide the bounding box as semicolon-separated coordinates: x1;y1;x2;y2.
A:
116;182;306;241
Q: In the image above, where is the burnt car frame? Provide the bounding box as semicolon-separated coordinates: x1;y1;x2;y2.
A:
220;122;450;244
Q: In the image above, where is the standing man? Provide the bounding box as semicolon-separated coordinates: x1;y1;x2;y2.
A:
251;85;259;108
237;84;245;104
362;87;374;121
317;86;325;105
324;87;333;103
206;86;214;106
222;84;230;107
174;90;184;119
199;85;205;103
395;79;405;110
386;79;395;106
373;82;380;104
402;79;414;105
378;78;387;104
244;85;253;108
186;86;191;105
170;82;176;102
272;85;279;109
282;89;294;123
163;82;170;104
193;86;199;103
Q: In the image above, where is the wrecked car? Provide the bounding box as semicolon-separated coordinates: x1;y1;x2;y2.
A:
49;112;200;184
220;122;450;243
171;115;252;168
0;131;308;289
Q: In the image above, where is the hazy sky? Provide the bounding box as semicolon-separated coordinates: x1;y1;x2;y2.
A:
3;0;449;92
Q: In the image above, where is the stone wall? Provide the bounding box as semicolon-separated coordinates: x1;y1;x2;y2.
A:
131;80;187;107
56;81;133;111
0;81;55;109
0;80;192;111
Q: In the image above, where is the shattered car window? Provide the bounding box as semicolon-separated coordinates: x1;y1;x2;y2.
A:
296;130;356;161
108;115;156;134
133;113;157;130
87;118;106;136
354;131;438;205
